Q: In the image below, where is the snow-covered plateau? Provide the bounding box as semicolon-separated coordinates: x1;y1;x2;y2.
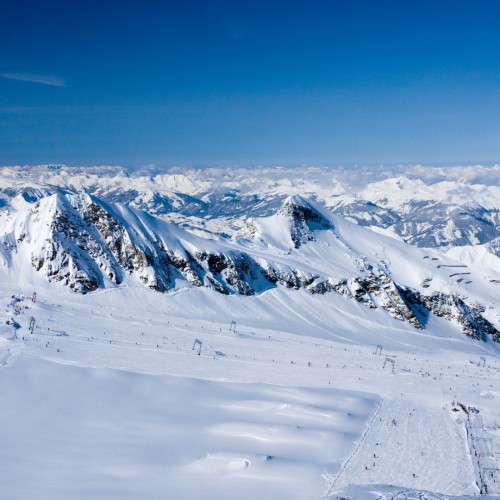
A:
0;165;499;499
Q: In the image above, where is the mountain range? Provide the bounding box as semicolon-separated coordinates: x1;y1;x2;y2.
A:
1;165;499;255
1;177;499;343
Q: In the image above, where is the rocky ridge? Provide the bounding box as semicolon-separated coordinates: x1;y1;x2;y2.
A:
0;192;498;343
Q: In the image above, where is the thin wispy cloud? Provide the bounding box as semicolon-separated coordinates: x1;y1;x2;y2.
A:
0;72;66;87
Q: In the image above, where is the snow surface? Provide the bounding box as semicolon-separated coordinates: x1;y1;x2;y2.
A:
1;279;499;499
442;243;500;275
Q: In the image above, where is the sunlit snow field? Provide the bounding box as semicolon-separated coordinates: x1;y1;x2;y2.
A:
1;281;499;499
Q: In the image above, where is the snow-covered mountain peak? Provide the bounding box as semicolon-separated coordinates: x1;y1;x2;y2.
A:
276;195;333;247
281;194;314;208
235;195;335;252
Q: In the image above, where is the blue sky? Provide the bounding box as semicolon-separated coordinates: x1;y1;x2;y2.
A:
1;0;500;166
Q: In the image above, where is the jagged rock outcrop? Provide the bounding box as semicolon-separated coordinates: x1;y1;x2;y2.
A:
261;262;318;290
196;252;258;295
278;196;333;248
373;273;425;329
27;194;175;293
419;292;500;342
327;270;498;340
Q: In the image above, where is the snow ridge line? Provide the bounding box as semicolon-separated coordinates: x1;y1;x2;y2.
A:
323;397;385;497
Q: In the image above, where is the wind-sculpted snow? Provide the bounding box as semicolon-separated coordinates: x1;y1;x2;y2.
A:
0;191;499;343
0;355;380;500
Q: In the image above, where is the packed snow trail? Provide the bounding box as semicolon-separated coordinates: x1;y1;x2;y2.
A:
324;399;384;496
330;398;478;496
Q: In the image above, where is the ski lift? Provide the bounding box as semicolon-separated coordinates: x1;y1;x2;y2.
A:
383;356;396;373
192;339;202;355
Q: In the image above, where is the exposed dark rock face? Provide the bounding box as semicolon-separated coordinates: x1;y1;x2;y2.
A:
278;196;333;248
262;265;314;290
196;251;258;295
350;278;378;309
419;292;500;342
327;271;498;341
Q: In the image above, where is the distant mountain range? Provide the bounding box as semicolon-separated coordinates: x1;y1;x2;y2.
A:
1;165;499;256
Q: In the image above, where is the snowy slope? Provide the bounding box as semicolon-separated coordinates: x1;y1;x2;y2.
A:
441;239;500;274
0;354;380;500
0;278;499;499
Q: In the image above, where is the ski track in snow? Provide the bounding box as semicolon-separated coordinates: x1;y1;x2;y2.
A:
330;399;477;497
324;398;385;496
